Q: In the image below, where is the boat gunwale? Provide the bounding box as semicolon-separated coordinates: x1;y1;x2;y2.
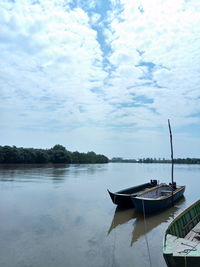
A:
107;190;132;197
108;182;154;195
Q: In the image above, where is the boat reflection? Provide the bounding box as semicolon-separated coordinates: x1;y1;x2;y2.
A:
131;196;186;246
108;206;137;234
108;197;186;247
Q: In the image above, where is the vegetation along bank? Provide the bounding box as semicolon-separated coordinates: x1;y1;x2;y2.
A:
0;145;109;164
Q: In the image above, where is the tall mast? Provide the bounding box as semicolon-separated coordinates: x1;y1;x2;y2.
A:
168;119;174;206
168;119;174;186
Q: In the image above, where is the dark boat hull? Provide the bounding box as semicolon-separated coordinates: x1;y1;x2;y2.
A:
132;185;185;213
164;253;200;267
107;190;135;207
108;180;158;207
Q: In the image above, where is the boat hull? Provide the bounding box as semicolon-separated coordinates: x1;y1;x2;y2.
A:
164;253;200;267
132;186;185;213
108;180;158;207
108;190;135;207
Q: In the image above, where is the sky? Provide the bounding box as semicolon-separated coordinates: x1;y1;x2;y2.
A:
0;0;200;159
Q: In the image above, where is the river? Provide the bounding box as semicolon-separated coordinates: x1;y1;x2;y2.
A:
0;163;199;267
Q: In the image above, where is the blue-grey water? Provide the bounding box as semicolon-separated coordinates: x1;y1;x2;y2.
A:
0;163;199;267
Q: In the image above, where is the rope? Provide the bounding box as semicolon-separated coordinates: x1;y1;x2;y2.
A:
184;255;187;267
181;242;196;248
179;248;196;254
111;227;116;267
142;199;152;267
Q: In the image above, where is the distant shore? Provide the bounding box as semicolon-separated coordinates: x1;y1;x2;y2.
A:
109;157;200;164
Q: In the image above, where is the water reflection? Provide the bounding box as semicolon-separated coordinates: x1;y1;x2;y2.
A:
108;197;186;246
131;196;186;245
108;207;137;234
0;164;71;182
51;164;70;183
0;164;107;183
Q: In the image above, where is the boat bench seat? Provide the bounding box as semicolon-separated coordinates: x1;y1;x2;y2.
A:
185;221;200;243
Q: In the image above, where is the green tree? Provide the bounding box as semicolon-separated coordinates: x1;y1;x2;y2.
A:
71;151;80;164
49;145;72;163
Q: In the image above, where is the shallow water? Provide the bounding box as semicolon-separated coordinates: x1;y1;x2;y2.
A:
0;163;199;267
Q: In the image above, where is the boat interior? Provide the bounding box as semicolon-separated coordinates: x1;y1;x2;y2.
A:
139;185;174;199
166;221;200;256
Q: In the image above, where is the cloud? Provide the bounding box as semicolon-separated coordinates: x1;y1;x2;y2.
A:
0;0;108;132
103;0;200;130
0;0;200;157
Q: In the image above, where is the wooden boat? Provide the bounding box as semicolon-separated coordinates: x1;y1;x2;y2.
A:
131;183;185;213
163;199;200;267
107;179;158;207
132;120;185;214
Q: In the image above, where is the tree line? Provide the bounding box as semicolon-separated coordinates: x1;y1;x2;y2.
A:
110;157;200;164
0;145;109;164
138;158;200;164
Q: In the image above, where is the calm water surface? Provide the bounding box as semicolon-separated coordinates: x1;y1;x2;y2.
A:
0;163;199;267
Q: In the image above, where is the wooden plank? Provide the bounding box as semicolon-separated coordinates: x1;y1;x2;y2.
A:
167;234;198;255
182;212;200;232
185;221;200;243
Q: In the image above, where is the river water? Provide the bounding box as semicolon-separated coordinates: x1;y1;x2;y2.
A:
0;163;199;267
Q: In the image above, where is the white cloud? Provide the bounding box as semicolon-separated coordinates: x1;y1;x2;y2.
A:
0;0;200;157
103;0;200;130
0;0;108;132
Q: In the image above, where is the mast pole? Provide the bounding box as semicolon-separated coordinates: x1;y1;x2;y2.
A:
168;119;174;205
